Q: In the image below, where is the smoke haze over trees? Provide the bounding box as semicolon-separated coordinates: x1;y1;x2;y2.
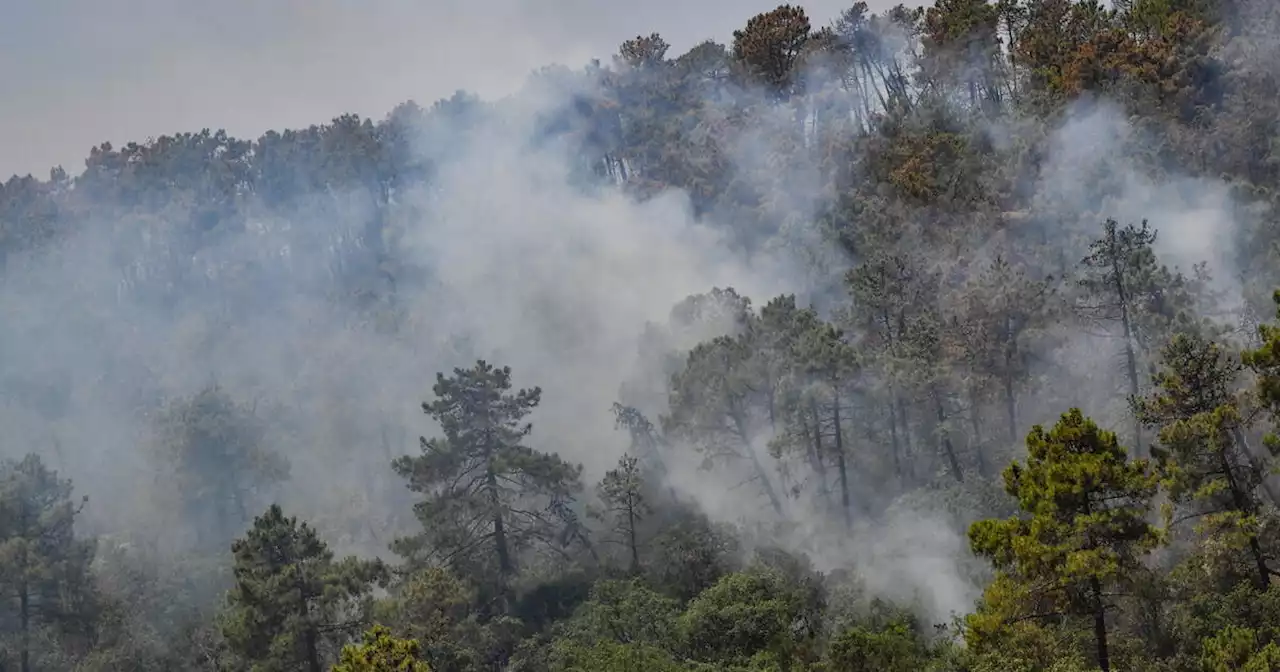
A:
4;0;1280;669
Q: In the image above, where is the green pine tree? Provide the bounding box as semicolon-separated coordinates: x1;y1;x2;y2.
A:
591;454;651;575
1078;218;1197;456
1242;289;1280;509
391;361;584;604
968;409;1161;672
1137;333;1276;589
220;504;387;672
0;454;96;672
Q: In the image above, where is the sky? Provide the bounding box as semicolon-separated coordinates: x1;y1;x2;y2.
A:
0;0;903;179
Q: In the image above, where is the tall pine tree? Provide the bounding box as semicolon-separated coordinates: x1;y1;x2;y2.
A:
0;454;96;672
968;409;1161;672
391;361;584;607
1137;333;1276;589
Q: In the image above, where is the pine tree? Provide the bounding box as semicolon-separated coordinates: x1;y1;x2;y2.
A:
968;409;1161;672
1242;289;1280;508
220;504;387;672
609;403;670;487
901;310;966;483
391;361;584;601
757;296;844;511
845;251;939;487
956;255;1057;447
731;5;812;99
1078;218;1196;456
591;455;651;574
1137;333;1275;589
0;454;96;672
664;335;786;517
793;318;861;525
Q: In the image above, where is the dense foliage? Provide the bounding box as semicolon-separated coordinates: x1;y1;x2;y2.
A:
3;0;1280;669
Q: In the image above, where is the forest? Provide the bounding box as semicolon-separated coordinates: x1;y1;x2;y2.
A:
3;0;1280;669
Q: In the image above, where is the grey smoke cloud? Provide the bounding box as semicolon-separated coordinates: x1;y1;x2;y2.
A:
0;66;809;566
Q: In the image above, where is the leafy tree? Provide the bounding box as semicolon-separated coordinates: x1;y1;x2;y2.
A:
11;0;1280;669
557;579;682;650
921;0;1005;109
793;316;862;523
968;409;1161;672
609;403;670;485
220;504;388;672
679;568;817;670
901;307;968;484
764;296;847;506
1078;219;1156;454
372;567;511;672
1200;625;1280;671
546;640;694;672
0;454;96;672
391;361;584;600
647;508;740;602
332;625;431;672
825;619;930;672
1161;580;1280;669
845;251;940;487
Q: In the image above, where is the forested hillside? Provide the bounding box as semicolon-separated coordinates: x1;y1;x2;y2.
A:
3;0;1280;669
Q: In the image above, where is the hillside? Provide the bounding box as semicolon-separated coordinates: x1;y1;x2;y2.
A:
2;1;1280;670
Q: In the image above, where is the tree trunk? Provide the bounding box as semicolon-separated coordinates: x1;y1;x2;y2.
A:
1110;237;1143;456
733;411;785;517
1218;441;1270;588
1003;370;1018;444
19;578;29;672
767;387;778;435
809;400;831;504
298;587;322;672
1091;576;1111;672
304;626;322;672
1120;310;1143;455
895;396;914;483
933;387;963;482
627;498;640;575
486;467;513;576
969;384;987;477
1231;426;1280;506
886;400;904;481
832;392;852;530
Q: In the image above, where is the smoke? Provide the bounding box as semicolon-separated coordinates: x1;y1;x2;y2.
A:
0;68;813;563
0;8;1271;640
1036;99;1247;307
0;52;989;627
392;80;805;478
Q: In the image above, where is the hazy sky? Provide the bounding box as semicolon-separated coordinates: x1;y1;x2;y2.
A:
0;0;905;179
